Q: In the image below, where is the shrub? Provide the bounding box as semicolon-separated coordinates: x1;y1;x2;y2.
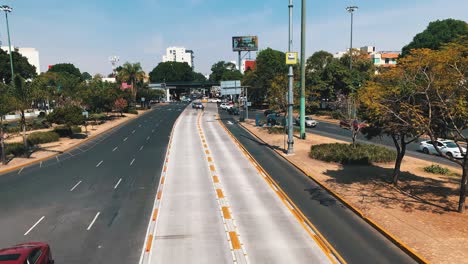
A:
27;131;60;145
89;113;107;121
27;119;50;130
424;164;450;175
331;111;345;120
4;143;27;157
71;126;82;134
310;143;396;165
267;126;286;134
125;108;138;115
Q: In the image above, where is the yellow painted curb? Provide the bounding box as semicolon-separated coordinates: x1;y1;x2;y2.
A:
0;110;152;176
238;121;430;264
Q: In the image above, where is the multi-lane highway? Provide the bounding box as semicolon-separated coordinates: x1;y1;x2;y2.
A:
0;103;186;263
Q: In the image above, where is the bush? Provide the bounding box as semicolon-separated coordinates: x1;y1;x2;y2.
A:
424;164;450;175
310;143;396;165
27;119;50;130
71;126;82;134
266;126;300;134
125;108;138;115
89;113;107;121
331;111;345;120
27;131;60;145
4;143;27;157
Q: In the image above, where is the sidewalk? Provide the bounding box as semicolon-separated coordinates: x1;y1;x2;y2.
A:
239;119;467;264
0;110;148;175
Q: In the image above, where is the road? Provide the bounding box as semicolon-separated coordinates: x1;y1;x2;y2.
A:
220;109;416;264
146;104;333;263
0;103;186;263
247;109;461;167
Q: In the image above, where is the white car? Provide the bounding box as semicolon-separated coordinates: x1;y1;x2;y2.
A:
209;98;222;103
419;139;466;159
220;103;233;110
295;116;318;128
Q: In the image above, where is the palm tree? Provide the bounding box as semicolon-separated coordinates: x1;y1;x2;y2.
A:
117;62;145;102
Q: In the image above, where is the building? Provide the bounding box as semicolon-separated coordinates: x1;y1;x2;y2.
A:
334;46;400;68
162;47;194;69
1;46;41;75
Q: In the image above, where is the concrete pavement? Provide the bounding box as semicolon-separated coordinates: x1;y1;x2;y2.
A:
148;105;333;263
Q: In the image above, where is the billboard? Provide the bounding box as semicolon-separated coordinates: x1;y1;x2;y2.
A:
220;80;242;96
232;36;258;51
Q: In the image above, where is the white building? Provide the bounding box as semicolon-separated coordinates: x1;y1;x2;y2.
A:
1;46;41;75
162;47;194;69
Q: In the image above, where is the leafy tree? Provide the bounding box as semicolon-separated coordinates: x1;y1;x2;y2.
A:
47;105;85;135
192;72;207;82
81;72;92;81
0;84;14;164
250;48;288;103
48;63;81;79
149;61;194;83
0;49;37;83
209;61;242;82
401;19;468;57
11;75;34;150
117;62;145;102
114;98;128;116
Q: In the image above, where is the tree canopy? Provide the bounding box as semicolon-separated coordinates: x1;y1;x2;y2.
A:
209;61;242;82
401;19;468;56
0;49;37;83
48;63;82;79
149;61;194;83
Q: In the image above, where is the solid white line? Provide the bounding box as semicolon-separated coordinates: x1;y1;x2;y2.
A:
87;212;100;231
123;137;128;142
96;160;104;167
24;216;45;236
139;146;144;151
70;181;82;191
17;167;24;175
112;147;118;152
114;178;122;189
130;158;135;166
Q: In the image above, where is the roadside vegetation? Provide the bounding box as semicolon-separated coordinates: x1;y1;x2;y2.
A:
310;143;395;165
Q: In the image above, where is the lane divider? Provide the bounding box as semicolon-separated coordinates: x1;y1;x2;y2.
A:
138;108;183;264
197;112;249;264
236;121;430;264
217;116;345;264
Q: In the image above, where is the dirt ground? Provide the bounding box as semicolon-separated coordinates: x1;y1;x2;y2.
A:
0;110;148;173
241;120;467;264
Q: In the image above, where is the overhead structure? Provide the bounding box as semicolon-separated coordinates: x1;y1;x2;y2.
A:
232;36;258;71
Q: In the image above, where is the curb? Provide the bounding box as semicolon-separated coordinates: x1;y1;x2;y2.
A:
219;117;346;264
237;122;430;264
0;110;152;176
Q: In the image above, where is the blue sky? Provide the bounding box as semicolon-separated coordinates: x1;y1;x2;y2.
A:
2;0;467;76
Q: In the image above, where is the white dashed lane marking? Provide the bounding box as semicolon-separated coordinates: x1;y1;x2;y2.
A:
24;216;45;236
70;181;82;192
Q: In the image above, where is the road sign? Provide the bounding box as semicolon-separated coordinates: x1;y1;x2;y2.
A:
286;52;298;65
247;102;252;107
220;80;242;96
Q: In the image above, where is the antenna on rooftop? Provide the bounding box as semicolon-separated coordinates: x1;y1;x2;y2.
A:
109;56;120;77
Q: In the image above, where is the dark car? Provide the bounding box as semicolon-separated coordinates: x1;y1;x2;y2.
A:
264;109;279;117
227;107;240;115
192;102;202;109
0;242;54;264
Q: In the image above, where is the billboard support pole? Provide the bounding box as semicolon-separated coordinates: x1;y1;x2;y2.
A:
287;0;294;154
238;51;241;72
299;0;306;139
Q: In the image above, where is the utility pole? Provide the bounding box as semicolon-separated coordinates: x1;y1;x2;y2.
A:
299;0;306;139
1;5;14;82
286;0;294;154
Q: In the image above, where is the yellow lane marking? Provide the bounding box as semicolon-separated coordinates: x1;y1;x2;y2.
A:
161;176;165;185
157;190;162;200
152;209;158;221
163;166;167;172
204;144;208;148
205;150;210;154
222;207;231;219
145;235;153;252
213;176;219;183
216;189;224;199
207;157;213;162
210;165;216;172
229;231;241;249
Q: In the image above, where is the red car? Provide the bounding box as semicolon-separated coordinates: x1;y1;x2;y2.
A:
0;242;54;264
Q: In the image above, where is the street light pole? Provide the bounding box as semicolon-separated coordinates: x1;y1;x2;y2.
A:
299;0;306;139
346;6;358;118
1;5;14;82
287;0;294;154
346;6;358;70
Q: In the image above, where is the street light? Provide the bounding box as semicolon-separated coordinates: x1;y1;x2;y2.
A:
299;0;306;139
287;0;294;154
0;5;14;82
346;6;358;70
346;6;358;118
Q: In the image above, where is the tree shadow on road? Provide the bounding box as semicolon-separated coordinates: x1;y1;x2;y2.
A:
321;164;459;213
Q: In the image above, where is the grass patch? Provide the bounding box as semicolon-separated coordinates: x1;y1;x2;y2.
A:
265;126;300;134
54;126;82;137
310;143;396;165
27;131;60;145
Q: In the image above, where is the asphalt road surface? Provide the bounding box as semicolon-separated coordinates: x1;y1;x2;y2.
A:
148;105;332;263
220;108;416;264
0;103;186;263
247;109;461;167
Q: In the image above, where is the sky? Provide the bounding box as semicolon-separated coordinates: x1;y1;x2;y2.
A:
1;0;467;76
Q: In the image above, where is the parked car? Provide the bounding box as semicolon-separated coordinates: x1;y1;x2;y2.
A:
295;116;318;128
209;98;222;103
0;242;54;264
264;109;279;117
419;139;466;159
220;103;233;110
